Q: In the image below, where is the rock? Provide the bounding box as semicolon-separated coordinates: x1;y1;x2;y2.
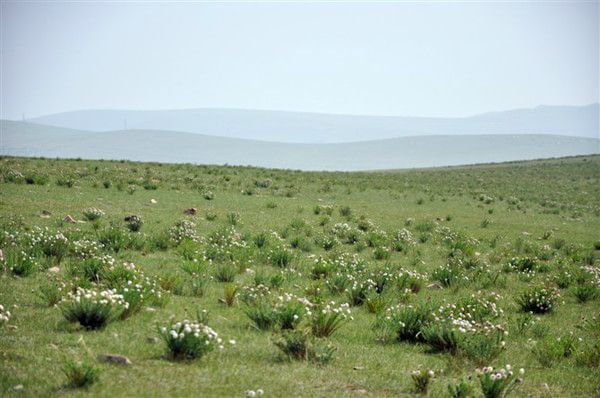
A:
63;215;77;223
13;384;23;391
0;249;3;261
184;207;198;215
427;282;443;289
150;199;157;204
47;267;60;274
40;210;51;218
147;336;159;344
97;354;132;366
353;366;365;370
124;215;140;222
145;307;156;312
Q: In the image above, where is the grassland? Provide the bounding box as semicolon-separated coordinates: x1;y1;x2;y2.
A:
0;155;599;397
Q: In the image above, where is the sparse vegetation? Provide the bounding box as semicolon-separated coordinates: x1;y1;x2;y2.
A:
1;155;599;396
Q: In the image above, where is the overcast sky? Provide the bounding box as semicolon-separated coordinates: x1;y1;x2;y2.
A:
1;1;598;120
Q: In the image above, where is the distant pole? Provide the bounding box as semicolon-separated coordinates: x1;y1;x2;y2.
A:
22;113;25;122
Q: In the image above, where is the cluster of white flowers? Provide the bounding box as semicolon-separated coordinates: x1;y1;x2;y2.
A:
345;275;377;295
239;284;271;304
160;319;226;350
520;286;560;312
319;301;351;318
63;287;129;309
396;268;427;281
111;262;164;305
411;369;435;378
200;227;250;267
72;239;104;259
8;250;38;273
582;265;600;286
26;226;69;250
331;222;351;237
169;220;200;243
395;228;416;246
244;389;264;397
477;364;524;380
0;304;11;325
82;207;105;221
434;292;506;335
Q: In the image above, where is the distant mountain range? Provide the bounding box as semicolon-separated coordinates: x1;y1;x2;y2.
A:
2;120;598;171
27;104;599;143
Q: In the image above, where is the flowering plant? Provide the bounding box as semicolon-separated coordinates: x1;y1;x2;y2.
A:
60;287;128;329
0;304;11;326
477;365;524;398
411;368;435;394
310;301;351;337
82;207;105;221
159;318;225;360
517;286;560;313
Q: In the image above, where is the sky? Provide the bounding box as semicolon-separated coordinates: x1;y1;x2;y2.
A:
0;1;598;120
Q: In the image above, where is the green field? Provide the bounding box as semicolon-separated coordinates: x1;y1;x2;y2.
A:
1;155;599;397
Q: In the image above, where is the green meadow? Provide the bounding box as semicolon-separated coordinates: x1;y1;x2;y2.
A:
0;155;599;397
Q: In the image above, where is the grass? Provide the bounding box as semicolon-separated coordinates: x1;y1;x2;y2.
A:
0;154;599;397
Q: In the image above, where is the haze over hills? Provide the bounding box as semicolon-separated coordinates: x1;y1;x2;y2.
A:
28;104;599;143
2;120;598;171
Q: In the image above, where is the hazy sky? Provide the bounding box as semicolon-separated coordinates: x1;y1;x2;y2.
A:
1;1;598;120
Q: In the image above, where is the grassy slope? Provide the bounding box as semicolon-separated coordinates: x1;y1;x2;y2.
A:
0;155;599;397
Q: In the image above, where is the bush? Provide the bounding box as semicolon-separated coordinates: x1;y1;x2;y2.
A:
6;250;38;276
460;332;505;364
227;212;241;226
375;303;433;342
431;263;463;288
82;208;105;221
37;279;68;307
477;365;524;398
309;301;351;338
517;286;560;313
421;324;463;354
159;319;223;360
339;206;352;218
411;368;434;394
447;379;473;398
573;284;598;303
98;226;127;253
245;301;278;330
125;215;143;232
273;330;336;365
60;287;127;329
214;263;237;283
222;283;238;306
268;246;293;268
63;360;99;388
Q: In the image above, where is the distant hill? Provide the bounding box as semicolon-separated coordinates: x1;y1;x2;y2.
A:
27;104;599;143
2;120;598;171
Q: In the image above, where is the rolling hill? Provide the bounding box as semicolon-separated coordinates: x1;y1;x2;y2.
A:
2;120;598;171
28;104;599;143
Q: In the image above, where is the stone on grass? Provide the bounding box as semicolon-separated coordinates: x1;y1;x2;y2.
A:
427;282;443;289
97;354;132;366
